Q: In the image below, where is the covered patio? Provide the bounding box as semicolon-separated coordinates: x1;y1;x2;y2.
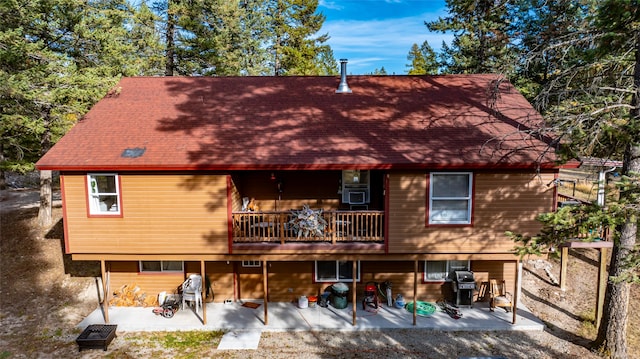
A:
78;300;544;332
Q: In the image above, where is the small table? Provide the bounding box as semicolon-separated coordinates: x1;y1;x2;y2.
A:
76;324;117;351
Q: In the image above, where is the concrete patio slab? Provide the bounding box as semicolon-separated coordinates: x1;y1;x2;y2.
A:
77;300;545;333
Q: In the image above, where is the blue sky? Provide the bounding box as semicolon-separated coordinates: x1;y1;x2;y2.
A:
319;0;452;75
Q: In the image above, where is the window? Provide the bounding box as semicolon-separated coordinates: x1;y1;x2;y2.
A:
424;260;470;281
242;260;261;267
429;172;472;224
315;261;360;282
342;170;370;204
140;261;184;273
87;174;121;215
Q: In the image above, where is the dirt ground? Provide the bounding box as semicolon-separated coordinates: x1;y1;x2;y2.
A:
0;184;638;358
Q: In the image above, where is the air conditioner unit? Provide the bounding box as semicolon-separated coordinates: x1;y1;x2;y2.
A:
348;191;366;204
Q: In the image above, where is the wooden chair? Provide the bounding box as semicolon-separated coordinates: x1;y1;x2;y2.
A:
489;279;512;312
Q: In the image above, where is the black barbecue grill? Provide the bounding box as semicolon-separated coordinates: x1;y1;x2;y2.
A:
452;270;476;308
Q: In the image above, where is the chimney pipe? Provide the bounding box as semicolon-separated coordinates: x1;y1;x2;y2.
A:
335;59;352;94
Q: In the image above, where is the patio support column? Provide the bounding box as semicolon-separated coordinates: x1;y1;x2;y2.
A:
201;260;206;325
512;260;520;324
352;260;357;326
413;260;418;326
263;260;268;325
560;246;568;291
100;260;109;323
596;247;608;327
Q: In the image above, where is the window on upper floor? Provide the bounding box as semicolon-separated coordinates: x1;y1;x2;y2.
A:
428;172;473;225
315;260;360;282
424;260;470;282
87;173;121;215
139;261;184;273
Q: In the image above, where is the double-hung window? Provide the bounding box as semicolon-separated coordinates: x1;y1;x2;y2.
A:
87;173;121;215
315;260;360;282
429;172;472;224
424;260;470;282
139;261;184;273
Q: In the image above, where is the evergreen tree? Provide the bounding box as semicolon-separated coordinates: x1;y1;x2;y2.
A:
510;1;640;357
426;0;515;74
406;40;438;75
1;0;150;222
266;0;335;76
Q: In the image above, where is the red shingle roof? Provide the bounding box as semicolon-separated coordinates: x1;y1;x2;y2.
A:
36;75;557;171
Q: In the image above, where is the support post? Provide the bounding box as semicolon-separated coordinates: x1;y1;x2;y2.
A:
100;260;109;323
263;260;268;325
596;247;608;327
352;260;357;326
413;260;418;326
201;260;206;325
560;246;568;291
512;260;520;325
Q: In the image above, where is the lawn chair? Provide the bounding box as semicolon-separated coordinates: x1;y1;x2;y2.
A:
489;279;512;312
181;274;203;314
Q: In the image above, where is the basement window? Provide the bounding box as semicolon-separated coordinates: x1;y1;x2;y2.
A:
139;261;184;273
314;260;360;282
424;260;469;282
242;260;261;267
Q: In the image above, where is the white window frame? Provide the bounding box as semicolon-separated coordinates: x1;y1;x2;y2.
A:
314;260;360;282
424;260;470;282
139;261;184;273
429;172;473;224
87;173;121;215
242;260;261;268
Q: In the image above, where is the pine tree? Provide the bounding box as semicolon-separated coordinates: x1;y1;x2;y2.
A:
1;0;150;223
426;0;515;74
510;1;640;357
406;41;439;75
266;0;335;76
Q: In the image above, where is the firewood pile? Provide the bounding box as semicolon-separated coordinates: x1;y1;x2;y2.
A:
109;283;158;307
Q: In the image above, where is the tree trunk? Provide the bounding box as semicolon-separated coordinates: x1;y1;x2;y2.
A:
38;170;52;227
37;105;52;227
594;28;640;359
0;142;6;190
165;0;176;76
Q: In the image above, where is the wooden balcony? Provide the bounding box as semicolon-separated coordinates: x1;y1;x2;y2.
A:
232;210;384;244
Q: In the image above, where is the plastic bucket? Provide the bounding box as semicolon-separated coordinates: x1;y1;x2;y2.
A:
298;295;308;309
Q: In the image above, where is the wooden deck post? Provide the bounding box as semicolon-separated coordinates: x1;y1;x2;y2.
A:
560;246;568;291
201;260;206;325
512;260;520;324
596;247;608;327
263;260;268;325
100;260;109;324
352;260;357;326
413;260;418;326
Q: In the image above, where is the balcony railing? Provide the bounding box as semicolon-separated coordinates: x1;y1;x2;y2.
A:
232;210;384;244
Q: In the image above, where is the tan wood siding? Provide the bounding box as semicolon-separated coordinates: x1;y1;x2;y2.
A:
107;261;185;297
62;174;229;254
387;172;555;254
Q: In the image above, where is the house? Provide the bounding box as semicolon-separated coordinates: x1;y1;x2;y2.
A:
36;63;560;325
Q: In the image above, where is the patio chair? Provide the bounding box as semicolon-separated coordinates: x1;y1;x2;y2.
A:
489;279;512;312
181;274;203;314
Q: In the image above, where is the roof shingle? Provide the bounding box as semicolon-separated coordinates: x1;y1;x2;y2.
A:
36;75;557;171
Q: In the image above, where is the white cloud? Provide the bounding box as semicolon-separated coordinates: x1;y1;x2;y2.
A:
322;12;452;74
318;1;343;11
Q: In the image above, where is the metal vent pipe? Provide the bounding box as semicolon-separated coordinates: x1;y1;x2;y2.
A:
335;59;352;93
